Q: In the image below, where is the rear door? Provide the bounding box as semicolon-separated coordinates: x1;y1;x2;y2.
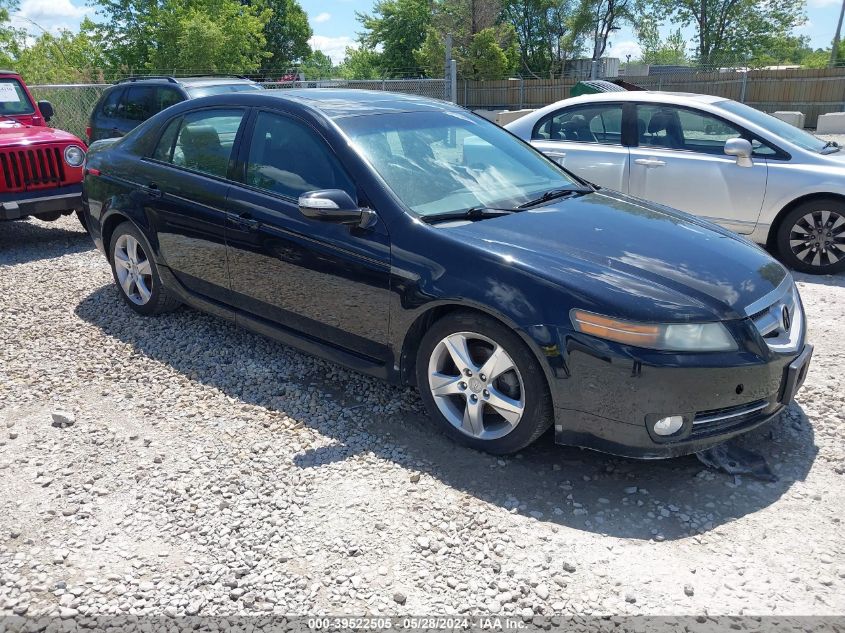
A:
139;107;247;303
628;104;768;234
529;102;630;192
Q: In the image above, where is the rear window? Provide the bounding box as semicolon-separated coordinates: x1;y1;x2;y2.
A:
0;78;35;116
123;85;184;121
185;83;262;98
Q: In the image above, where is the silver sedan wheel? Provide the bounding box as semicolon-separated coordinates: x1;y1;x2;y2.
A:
789;210;845;268
113;234;153;306
427;331;525;441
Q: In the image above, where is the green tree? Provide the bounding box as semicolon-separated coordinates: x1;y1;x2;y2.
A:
464;26;518;78
16;19;110;83
575;0;635;64
654;0;807;68
501;0;586;76
357;0;432;76
299;49;334;78
252;0;312;72
337;46;383;79
635;17;688;65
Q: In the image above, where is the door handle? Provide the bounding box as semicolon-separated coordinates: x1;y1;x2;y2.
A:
228;212;259;231
634;158;666;168
147;182;163;199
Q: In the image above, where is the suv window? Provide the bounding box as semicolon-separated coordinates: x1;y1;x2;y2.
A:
533;104;624;145
153;109;245;179
100;88;125;117
0;78;35;115
244;111;354;199
123;85;184;121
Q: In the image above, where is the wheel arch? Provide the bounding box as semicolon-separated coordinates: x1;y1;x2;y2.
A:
398;302;558;398
101;211;133;261
767;191;845;250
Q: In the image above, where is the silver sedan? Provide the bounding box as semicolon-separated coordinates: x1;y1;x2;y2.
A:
505;91;845;274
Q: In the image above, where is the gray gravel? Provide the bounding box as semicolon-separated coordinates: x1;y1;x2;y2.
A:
1;215;844;617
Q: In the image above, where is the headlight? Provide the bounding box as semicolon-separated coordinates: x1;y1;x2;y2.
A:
64;145;85;167
570;310;737;352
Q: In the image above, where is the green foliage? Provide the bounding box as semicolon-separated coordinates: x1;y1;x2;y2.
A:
357;0;432;76
635;17;688;65
253;0;312;71
337;47;384;79
299;50;334;78
653;0;807;68
463;27;517;78
500;0;586;76
16;19;110;83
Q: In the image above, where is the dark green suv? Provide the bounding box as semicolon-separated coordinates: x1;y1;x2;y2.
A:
86;76;261;143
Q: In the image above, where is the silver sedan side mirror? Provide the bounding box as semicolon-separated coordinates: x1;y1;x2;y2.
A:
724;138;753;168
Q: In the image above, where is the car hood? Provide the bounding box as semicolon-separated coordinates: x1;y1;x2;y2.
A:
0;120;83;146
443;190;788;322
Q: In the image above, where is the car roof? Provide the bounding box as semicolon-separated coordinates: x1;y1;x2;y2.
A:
562;91;728;105
245;89;463;118
114;76;257;88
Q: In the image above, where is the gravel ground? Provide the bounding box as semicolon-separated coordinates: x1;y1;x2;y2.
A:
0;215;844;619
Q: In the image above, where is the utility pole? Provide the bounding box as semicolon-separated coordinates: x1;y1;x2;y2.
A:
831;0;845;67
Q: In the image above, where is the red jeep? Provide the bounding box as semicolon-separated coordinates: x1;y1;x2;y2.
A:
0;70;87;229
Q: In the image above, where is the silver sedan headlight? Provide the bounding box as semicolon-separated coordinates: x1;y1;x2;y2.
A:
570;310;737;352
64;145;86;167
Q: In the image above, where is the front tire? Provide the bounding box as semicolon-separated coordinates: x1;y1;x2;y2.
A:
415;311;553;454
109;221;180;315
776;199;845;274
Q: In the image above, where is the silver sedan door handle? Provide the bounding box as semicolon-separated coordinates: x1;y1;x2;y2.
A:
634;158;666;168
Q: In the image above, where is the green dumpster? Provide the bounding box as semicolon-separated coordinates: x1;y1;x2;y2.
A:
570;80;628;97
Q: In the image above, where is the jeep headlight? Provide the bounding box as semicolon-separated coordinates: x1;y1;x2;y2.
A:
570;310;737;352
64;145;85;167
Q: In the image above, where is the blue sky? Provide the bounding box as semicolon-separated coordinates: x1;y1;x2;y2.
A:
11;0;845;64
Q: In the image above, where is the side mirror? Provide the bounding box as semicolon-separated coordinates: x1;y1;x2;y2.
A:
37;100;54;122
298;189;365;225
724;138;753;167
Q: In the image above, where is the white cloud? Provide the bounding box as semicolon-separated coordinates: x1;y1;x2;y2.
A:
309;35;358;64
607;40;642;61
312;12;332;24
809;0;839;7
12;0;92;34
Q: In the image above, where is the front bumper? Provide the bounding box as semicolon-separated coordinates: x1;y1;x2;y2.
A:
0;184;83;220
550;333;813;459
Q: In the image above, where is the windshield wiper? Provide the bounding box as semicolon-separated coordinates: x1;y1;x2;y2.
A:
822;140;841;154
420;206;516;224
517;186;594;209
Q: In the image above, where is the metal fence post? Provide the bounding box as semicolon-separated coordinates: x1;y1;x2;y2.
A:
449;60;457;104
519;78;524;110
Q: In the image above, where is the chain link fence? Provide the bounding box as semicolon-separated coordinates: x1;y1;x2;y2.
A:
28;78;448;141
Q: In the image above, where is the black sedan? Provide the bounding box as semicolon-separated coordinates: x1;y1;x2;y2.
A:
82;90;812;457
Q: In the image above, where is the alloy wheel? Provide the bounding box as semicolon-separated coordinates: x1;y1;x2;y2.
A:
427;331;525;440
113;234;153;305
789;209;845;268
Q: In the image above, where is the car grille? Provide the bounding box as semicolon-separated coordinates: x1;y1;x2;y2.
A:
690;399;773;438
0;147;67;193
745;278;803;353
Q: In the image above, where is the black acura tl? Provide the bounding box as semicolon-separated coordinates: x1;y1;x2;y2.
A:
82;90;813;457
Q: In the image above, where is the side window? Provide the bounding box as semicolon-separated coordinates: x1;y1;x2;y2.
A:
124;86;156;121
532;104;624;145
244;111;354;199
100;88;124;117
152;117;181;162
153;88;183;115
638;105;742;154
155;109;245;179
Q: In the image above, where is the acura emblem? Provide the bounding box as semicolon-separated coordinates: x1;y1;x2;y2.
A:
782;305;791;331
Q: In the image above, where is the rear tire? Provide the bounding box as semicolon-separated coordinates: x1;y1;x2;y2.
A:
415;311;553;454
776;199;845;274
109;221;180;316
76;209;89;233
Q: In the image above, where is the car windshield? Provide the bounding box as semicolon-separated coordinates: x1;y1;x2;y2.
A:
0;78;35;116
186;84;262;98
717;99;830;153
337;110;579;217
